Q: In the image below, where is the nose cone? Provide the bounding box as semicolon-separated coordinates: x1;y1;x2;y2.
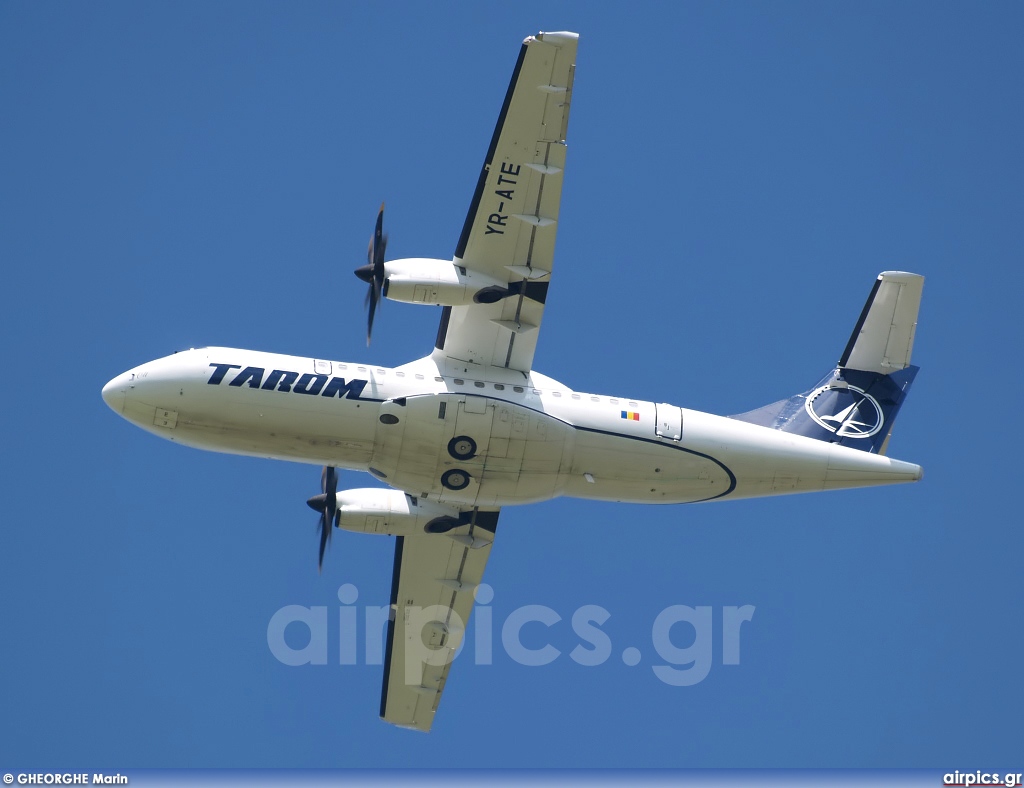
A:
355;264;374;284
306;493;329;513
101;374;128;414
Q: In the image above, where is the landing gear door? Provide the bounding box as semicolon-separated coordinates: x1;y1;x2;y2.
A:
655;403;682;441
435;395;495;506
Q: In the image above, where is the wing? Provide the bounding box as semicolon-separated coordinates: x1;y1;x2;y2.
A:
380;509;499;732
433;31;578;374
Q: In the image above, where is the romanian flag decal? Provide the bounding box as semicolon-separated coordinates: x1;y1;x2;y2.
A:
620;410;640;421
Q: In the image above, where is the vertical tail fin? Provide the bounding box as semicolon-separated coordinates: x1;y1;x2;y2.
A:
731;272;924;455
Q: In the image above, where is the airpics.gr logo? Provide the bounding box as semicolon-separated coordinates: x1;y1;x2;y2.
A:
804;383;884;439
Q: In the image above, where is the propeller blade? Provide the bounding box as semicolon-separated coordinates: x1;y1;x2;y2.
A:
372;202;385;266
323;466;337;520
377;233;388;272
367;288;378;346
317;511;331;573
314;466;338;573
322;465;337;496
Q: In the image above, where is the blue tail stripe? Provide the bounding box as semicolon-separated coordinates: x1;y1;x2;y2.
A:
730;365;918;454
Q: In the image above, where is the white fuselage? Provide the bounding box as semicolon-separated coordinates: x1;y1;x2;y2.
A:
101;347;922;508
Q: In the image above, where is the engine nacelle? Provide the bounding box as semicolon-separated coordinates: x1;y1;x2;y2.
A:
334;488;466;536
382;258;513;306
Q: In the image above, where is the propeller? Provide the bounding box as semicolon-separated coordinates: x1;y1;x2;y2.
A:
305;465;338;572
355;202;387;346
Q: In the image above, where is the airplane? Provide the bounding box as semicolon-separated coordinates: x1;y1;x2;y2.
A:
101;31;925;732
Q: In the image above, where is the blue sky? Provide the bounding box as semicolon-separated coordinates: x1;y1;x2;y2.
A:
2;1;1022;770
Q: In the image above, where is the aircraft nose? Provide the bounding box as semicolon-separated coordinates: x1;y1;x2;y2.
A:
101;373;128;414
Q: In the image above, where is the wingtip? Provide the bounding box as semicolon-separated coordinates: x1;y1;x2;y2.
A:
536;31;579;45
878;270;925;284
